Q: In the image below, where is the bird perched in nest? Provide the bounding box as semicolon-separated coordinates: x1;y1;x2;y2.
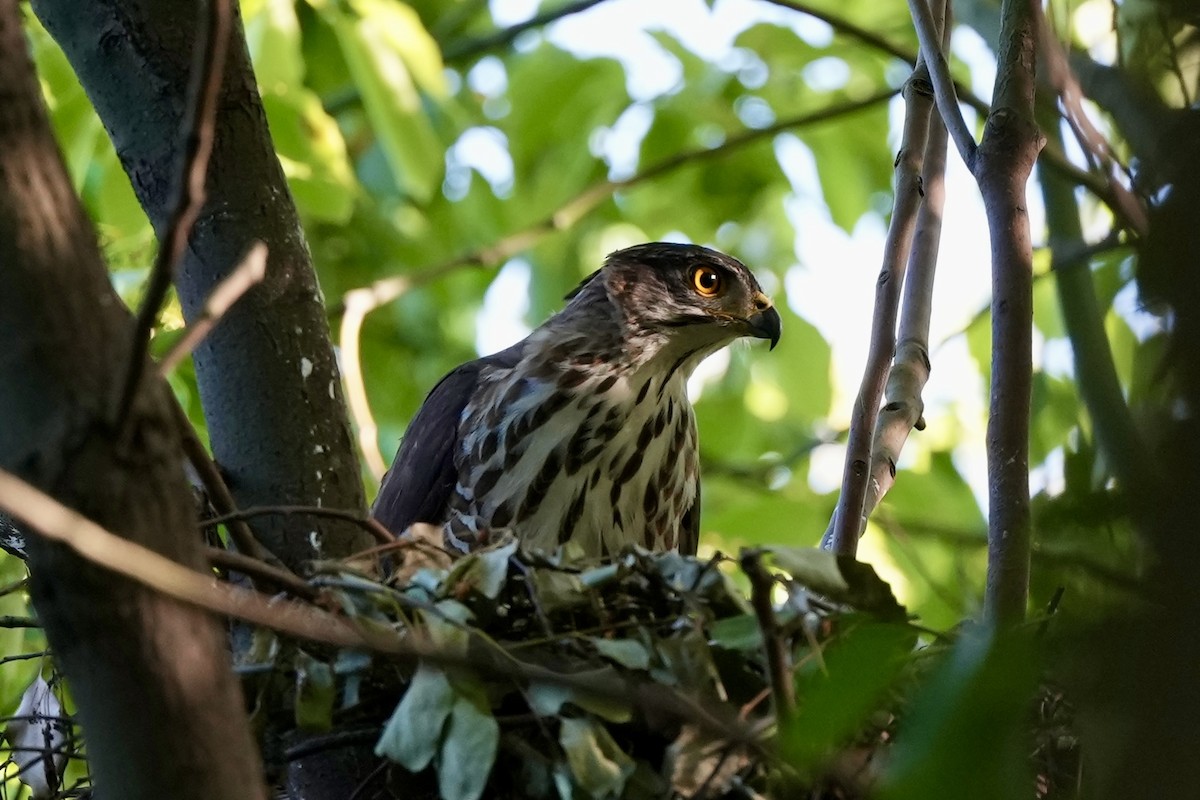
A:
372;242;781;558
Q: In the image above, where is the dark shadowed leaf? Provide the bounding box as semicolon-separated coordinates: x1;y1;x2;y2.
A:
879;628;1039;800
765;546;906;620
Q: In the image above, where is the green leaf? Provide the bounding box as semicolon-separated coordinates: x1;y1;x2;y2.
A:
708;614;763;652
438;693;500;800
589;637;650;670
294;651;335;731
262;90;356;223
782;621;915;769
764;546;906;620
244;0;304;89
879;628;1039;800
320;0;446;202
375;663;455;770
559;717;636;798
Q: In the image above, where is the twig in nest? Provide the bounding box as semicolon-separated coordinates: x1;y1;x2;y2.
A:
158;241;268;375
204;504;393;546
168;399;277;565
205;546;318;602
117;0;232;430
740;549;795;721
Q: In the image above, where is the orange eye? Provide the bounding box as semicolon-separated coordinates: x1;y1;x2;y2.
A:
691;266;723;297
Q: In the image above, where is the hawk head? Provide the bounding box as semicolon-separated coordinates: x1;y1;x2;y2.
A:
569;242;781;363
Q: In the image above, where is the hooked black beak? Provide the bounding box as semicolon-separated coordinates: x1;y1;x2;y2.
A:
746;304;782;350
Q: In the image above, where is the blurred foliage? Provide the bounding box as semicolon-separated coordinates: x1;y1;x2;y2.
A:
12;0;1199;796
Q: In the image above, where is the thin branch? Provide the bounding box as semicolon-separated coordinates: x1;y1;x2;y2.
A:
117;0;232;430
205;546;318;601
829;59;938;555
443;0;606;62
1038;23;1148;235
340;288;391;481
1160;12;1192;107
0;469;394;652
764;0;915;64
1036;100;1154;500
0;616;39;628
204;504;394;546
740;549;794;721
769;0;1135;231
851;0;953;545
167;398;276;565
906;0;978;169
158;241;267;376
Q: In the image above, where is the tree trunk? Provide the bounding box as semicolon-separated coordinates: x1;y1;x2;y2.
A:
0;1;265;796
31;0;373;570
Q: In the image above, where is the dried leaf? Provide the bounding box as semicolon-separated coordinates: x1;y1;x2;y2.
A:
438;693;500;800
5;677;66;798
666;724;749;796
375;663;454;770
445;537;517;600
559;716;635;798
531;569;588;613
765;546;906;621
393;522;454;585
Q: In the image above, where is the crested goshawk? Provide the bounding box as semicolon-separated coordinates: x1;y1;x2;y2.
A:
372;242;781;557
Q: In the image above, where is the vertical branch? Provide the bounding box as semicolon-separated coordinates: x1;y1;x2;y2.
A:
1036;105;1153;496
858;20;952;531
977;0;1044;625
828;47;938;555
740;550;795;721
340;288;393;482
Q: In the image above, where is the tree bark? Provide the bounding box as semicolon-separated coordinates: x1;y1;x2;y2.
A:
0;1;264;796
977;0;1041;625
31;0;372;570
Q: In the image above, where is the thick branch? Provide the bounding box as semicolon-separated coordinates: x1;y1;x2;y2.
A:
0;3;264;794
118;0;231;429
976;0;1043;626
